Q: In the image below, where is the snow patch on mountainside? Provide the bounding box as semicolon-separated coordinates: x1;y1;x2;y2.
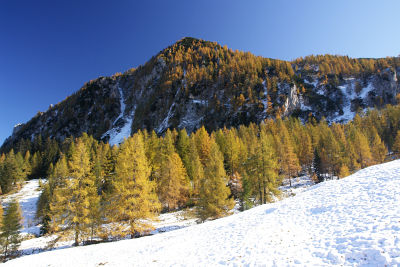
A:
108;105;136;147
359;81;374;99
279;175;315;197
156;103;175;134
261;80;269;113
335;84;354;122
335;79;375;123
101;86;135;146
156;88;181;134
304;77;318;87
335;79;356;122
6;160;400;266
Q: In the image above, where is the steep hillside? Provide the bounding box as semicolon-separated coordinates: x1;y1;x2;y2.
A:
5;160;400;266
3;37;400;148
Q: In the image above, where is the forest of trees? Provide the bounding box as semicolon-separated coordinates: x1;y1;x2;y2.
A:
1;103;400;247
137;37;400;123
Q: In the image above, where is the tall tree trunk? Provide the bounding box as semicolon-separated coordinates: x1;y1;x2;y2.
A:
74;224;79;246
263;180;267;204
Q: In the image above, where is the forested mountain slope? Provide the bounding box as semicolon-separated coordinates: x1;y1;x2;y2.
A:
2;37;400;149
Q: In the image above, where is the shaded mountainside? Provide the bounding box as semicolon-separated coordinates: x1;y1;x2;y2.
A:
3;37;400;148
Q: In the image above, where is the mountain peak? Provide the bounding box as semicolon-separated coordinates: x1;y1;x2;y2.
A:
168;37;218;51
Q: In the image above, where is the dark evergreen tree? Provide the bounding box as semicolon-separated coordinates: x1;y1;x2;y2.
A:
313;149;324;183
0;200;22;260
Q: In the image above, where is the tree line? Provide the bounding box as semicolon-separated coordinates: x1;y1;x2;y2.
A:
1;104;400;246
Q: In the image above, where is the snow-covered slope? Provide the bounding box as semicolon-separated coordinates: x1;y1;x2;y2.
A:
5;160;400;266
101;85;136;146
2;180;41;237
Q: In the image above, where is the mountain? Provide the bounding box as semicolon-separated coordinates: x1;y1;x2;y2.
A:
5;159;400;266
3;37;400;148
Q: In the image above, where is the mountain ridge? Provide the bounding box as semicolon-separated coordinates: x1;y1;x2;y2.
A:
2;37;399;149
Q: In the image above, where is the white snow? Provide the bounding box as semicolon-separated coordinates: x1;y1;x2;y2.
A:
335;101;354;123
279;175;315;197
359;82;374;99
335;80;374;123
151;210;197;235
2;180;41;237
335;84;355;122
101;86;135;146
300;99;313;111
5;160;400;266
111;86;127;125
261;80;269;111
191;99;208;105
17;208;198;257
304;77;318;87
156;103;175;134
177;113;203;133
108;105;136;147
156;88;181;134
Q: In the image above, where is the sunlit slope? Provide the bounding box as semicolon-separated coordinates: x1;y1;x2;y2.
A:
6;160;400;266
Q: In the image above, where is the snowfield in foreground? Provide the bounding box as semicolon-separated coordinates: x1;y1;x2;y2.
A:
6;160;400;266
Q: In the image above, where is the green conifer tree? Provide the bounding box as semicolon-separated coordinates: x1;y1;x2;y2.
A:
22;151;32;179
36;182;51;235
0;150;23;193
0;200;22;260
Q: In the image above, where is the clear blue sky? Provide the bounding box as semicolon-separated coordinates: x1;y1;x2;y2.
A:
1;0;399;145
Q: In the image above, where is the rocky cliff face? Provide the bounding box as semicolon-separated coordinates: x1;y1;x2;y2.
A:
3;38;400;149
8;76;121;144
